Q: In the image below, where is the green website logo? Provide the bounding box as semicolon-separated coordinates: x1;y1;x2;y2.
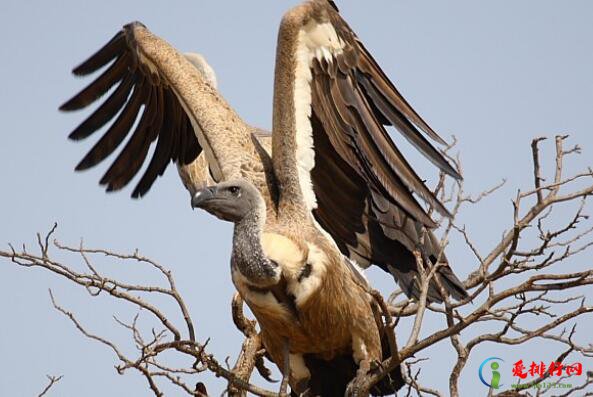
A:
479;357;504;389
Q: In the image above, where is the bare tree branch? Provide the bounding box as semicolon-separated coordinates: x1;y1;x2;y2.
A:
37;374;63;397
3;135;593;396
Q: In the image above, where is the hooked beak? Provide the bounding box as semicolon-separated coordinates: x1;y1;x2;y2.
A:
191;186;216;209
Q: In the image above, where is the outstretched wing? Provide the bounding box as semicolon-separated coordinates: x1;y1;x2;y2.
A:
60;22;202;197
272;0;466;300
61;22;252;198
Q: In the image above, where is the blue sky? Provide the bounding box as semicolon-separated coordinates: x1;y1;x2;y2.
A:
1;1;593;395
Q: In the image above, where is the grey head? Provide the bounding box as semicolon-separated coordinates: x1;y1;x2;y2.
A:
191;180;264;223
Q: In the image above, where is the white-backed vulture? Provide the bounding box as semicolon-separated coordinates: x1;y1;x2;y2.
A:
60;0;472;392
60;0;467;304
191;179;401;395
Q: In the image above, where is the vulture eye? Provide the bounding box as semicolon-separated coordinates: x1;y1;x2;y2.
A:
228;186;240;195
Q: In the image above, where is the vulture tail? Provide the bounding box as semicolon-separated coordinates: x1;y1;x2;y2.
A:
299;336;404;396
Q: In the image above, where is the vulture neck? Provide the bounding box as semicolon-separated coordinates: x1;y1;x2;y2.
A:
232;206;279;286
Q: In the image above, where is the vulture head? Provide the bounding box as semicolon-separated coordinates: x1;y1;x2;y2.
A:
191;179;264;223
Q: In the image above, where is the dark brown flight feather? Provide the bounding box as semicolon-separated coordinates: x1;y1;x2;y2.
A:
60;22;202;198
304;0;467;302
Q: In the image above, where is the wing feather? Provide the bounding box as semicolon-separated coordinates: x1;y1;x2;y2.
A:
75;75;145;170
101;84;158;191
67;73;135;140
71;31;127;76
319;57;444;224
133;90;177;197
357;72;461;179
61;53;130;112
277;0;467;301
61;22;203;197
355;49;446;144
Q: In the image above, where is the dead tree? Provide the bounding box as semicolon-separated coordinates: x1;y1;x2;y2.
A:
2;135;593;396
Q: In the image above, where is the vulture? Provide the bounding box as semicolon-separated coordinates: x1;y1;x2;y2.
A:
191;179;402;395
60;0;469;392
60;0;467;303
